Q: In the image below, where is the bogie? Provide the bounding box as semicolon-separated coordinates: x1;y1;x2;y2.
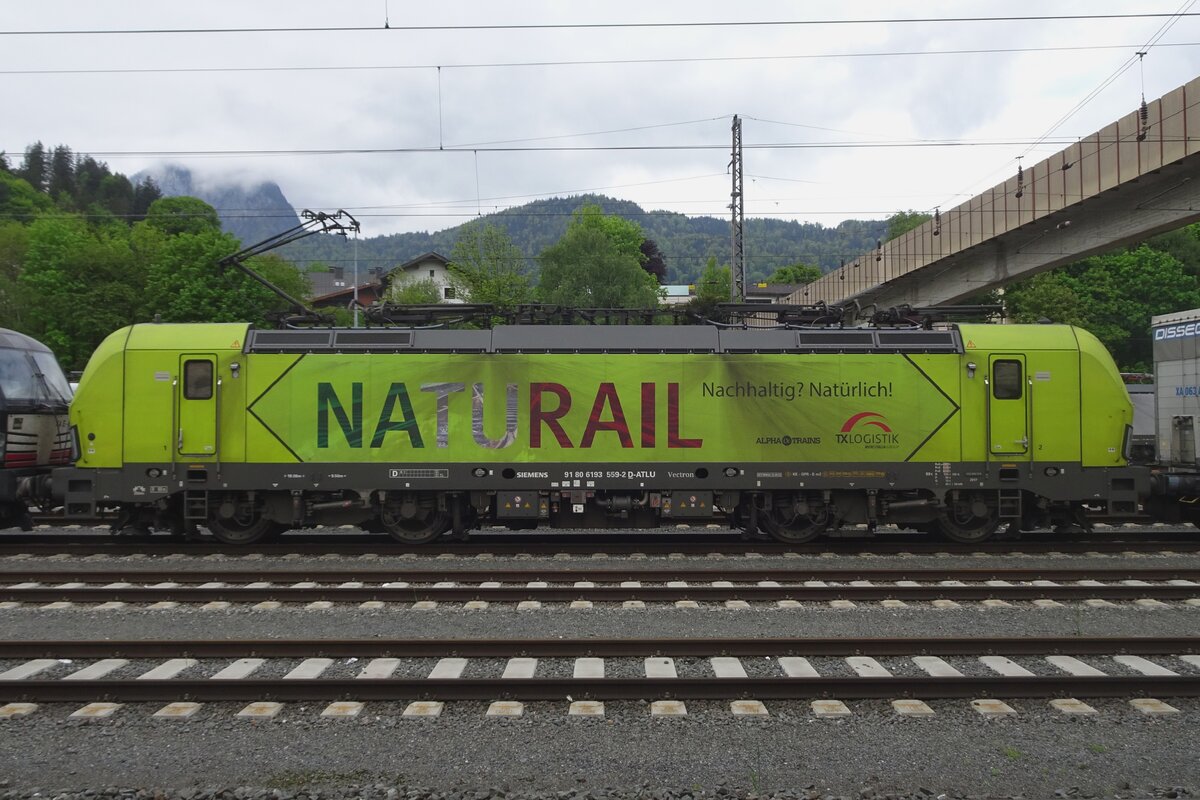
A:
379;492;450;544
933;492;1002;543
207;492;275;545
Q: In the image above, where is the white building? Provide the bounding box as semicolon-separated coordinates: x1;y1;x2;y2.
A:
385;252;462;303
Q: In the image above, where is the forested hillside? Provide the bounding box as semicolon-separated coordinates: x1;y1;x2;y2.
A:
275;194;888;284
5;142;1200;372
0;146;310;369
140;166;888;283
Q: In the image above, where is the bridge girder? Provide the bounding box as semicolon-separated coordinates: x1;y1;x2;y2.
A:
849;154;1200;311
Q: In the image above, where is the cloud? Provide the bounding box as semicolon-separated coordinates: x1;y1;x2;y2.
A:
4;0;1197;236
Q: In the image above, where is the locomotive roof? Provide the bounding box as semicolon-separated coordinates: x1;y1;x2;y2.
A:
116;321;1088;355
242;325;967;354
0;328;54;353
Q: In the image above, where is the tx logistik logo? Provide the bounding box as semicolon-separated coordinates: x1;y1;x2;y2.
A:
836;411;900;448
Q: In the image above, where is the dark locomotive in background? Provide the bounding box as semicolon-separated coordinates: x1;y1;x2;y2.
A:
0;328;71;530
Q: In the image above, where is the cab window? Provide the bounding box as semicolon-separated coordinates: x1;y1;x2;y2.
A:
993;360;1023;400
184;360;213;400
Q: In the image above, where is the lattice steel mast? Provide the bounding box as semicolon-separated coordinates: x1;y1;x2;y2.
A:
730;115;745;302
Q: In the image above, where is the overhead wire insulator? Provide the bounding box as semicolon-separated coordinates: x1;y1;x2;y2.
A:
1137;51;1150;142
933;208;941;237
1014;162;1024;199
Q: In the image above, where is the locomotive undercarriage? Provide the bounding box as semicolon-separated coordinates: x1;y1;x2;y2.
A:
65;457;1140;546
109;484;1094;546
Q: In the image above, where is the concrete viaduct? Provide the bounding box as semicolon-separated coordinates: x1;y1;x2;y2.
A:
793;75;1200;315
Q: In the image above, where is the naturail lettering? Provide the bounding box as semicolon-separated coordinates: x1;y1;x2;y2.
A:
702;380;892;400
316;381;703;450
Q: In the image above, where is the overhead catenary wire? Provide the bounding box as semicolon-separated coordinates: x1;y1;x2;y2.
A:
4;11;1198;36
26;136;1133;160
934;0;1199;215
5;41;1199;76
8;9;1197;250
1019;0;1197;158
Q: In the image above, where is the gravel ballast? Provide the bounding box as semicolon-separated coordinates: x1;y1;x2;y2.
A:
1;544;1197;799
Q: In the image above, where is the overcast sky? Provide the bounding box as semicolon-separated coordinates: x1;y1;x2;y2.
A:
4;1;1200;240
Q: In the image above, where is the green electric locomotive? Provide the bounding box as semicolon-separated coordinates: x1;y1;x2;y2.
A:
55;320;1142;544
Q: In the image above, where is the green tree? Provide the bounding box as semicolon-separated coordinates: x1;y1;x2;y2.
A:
17;214;141;368
131;177;162;221
0;171;54;222
766;263;822;284
246;252;312;306
1004;245;1200;370
133;212;298;326
570;203;646;261
1146;223;1200;277
48;145;76;202
1000;274;1086;326
17;142;47;192
388;278;442;304
144;196;222;236
886;210;932;240
447;222;533;308
685;257;732;318
537;225;661;308
0;222;30;328
639;238;667;283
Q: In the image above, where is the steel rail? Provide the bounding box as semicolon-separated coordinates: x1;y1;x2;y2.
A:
5;675;1200;702
3;583;1199;603
3;568;1200;583
3;534;1199;557
2;636;1197;658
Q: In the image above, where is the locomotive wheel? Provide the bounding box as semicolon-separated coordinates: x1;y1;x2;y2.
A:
934;506;1001;543
760;500;829;544
380;502;449;544
208;497;273;545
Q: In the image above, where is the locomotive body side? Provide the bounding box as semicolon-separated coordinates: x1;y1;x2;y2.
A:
0;328;72;529
57;321;1142;543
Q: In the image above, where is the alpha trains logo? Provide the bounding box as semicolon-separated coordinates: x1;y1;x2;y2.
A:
836;411;900;449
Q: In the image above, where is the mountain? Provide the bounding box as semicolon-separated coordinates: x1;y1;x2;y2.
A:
136;165;301;248
144;166;887;284
275;194;889;285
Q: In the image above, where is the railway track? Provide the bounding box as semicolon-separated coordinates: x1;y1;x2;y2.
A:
4;527;1200;557
2;567;1199;604
2;637;1198;711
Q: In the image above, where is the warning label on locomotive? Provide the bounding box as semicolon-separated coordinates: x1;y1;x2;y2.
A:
245;353;958;465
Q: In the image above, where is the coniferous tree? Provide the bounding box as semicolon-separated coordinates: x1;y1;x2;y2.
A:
640;238;667;283
132;177;162;220
48;145;76;200
17;142;47;192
